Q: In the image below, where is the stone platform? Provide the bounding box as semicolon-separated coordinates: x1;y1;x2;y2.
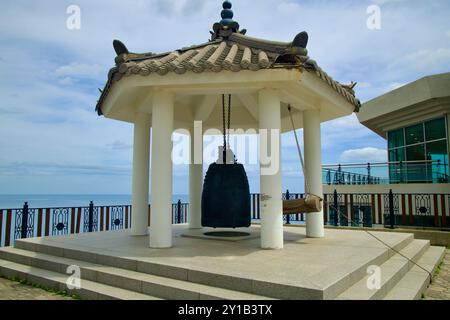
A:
0;225;445;300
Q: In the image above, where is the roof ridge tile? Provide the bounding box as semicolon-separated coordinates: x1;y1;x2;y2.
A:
96;34;360;115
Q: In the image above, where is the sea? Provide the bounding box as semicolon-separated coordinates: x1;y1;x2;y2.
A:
0;194;190;209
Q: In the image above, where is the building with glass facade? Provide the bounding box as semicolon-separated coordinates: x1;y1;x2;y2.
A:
358;72;450;185
388;117;448;183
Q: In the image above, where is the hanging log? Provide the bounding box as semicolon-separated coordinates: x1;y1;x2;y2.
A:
283;195;323;214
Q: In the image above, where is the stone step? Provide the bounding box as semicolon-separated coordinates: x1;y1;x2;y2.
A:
13;232;415;300
0;259;160;300
0;247;273;300
335;239;430;300
14;232;415;300
318;232;415;300
384;246;446;300
13;239;313;299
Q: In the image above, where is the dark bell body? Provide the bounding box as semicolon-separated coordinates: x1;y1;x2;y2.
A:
201;163;251;228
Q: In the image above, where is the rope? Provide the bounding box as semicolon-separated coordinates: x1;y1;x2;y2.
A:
287;105;312;197
287;104;434;283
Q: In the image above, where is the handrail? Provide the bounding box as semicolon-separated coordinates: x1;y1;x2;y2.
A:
322;160;449;185
323;160;444;168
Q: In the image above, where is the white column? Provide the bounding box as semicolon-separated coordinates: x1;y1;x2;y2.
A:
149;91;174;248
303;109;325;238
131;112;151;236
258;89;283;249
189;122;203;229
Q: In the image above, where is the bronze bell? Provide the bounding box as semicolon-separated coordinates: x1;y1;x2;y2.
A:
201;148;251;228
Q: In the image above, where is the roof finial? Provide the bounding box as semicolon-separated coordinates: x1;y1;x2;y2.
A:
220;1;234;27
211;1;245;40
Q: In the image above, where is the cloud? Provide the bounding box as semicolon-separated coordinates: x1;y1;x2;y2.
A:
386;82;406;92
1;0;449;194
58;77;75;86
276;1;302;14
109;140;133;151
153;0;210;16
0;162;131;177
55;62;105;79
321;115;376;149
357;82;372;88
385;49;450;83
373;0;410;5
340;147;387;163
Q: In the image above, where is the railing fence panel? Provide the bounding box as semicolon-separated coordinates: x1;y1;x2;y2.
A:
1;192;449;247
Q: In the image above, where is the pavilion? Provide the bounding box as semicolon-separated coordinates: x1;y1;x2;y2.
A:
0;1;444;301
95;1;360;249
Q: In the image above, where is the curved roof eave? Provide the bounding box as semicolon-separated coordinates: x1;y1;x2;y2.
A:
95;33;360;116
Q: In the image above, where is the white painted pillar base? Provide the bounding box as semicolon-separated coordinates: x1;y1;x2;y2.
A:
189;122;203;229
131;112;151;236
259;89;283;250
304;109;325;238
149;92;174;248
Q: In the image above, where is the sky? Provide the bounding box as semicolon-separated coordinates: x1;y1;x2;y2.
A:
0;0;449;195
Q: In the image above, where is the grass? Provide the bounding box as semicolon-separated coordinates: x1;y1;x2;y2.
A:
434;262;443;277
0;274;81;300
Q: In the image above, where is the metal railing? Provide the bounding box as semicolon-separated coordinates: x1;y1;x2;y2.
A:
322;190;450;230
1;191;449;247
0;200;189;247
323;160;449;185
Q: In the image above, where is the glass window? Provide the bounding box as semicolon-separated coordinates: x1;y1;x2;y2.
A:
405;123;424;145
389;148;406;183
406;144;425;161
426;140;449;183
388;129;404;149
387;118;448;184
406;144;426;183
426;140;448;162
425;118;447;141
389;148;405;162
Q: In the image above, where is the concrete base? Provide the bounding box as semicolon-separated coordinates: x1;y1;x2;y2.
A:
0;225;445;300
181;228;259;242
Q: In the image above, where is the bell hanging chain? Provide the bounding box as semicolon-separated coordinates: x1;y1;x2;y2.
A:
221;94;233;164
222;94;227;152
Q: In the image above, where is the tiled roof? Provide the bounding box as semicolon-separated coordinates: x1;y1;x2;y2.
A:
96;32;360;115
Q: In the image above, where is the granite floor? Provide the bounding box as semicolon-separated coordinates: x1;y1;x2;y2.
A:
425;249;450;300
1;225;446;300
12;225;415;296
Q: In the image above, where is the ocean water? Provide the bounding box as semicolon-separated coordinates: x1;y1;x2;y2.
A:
0;194;190;209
